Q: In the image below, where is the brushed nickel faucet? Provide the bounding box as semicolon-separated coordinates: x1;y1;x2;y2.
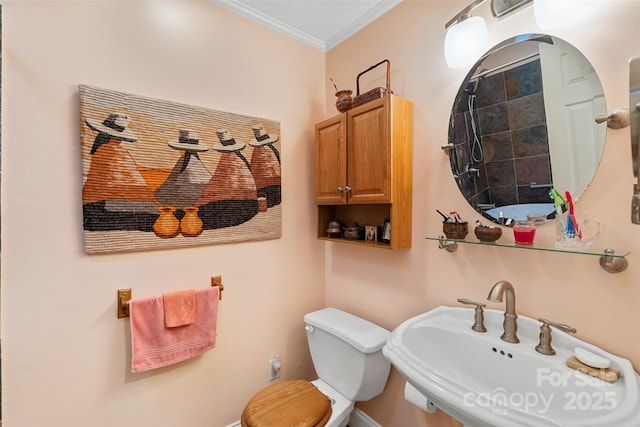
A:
487;280;519;343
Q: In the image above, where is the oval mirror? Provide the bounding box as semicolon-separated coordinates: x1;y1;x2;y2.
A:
447;34;607;224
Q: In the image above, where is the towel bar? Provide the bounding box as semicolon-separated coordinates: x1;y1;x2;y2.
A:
118;281;223;319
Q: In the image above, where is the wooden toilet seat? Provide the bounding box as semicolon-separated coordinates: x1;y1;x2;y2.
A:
241;379;332;427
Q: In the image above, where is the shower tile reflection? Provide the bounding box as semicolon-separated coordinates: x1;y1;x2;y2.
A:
451;57;553;210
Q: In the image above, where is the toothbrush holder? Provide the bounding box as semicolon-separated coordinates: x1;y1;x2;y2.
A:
443;221;469;240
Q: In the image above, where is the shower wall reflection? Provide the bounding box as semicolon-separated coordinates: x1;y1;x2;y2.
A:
449;58;552;209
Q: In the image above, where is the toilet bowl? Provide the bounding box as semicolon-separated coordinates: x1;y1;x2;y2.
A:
240;308;391;427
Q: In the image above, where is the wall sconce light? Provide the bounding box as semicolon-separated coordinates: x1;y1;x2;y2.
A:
444;0;488;68
534;0;593;30
445;0;533;68
492;0;533;19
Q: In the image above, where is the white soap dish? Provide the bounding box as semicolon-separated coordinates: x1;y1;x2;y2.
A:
574;347;610;369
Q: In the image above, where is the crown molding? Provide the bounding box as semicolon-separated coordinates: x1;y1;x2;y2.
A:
210;0;402;52
325;0;402;51
211;0;325;51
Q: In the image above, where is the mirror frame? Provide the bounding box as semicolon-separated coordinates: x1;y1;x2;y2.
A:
630;56;640;224
447;34;607;224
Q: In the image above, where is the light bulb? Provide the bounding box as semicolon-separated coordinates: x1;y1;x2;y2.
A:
444;16;488;68
534;0;592;30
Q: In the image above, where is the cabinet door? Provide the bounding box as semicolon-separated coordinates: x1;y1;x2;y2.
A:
347;98;391;204
315;114;347;205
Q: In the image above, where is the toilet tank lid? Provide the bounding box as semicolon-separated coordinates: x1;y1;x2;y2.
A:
304;308;391;353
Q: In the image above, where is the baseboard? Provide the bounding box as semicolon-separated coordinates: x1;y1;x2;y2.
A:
224;422;241;427
348;408;382;427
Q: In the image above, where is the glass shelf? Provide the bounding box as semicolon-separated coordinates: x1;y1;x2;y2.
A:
425;236;630;258
426;236;630;273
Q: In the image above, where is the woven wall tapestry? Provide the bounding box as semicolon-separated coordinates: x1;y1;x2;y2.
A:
79;85;282;254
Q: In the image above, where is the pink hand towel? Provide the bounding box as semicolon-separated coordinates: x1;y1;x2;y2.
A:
163;289;196;327
130;287;219;373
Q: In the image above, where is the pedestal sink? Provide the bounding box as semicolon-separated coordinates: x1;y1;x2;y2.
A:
382;306;640;426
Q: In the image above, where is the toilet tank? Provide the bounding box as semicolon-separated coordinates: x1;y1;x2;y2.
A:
304;308;391;401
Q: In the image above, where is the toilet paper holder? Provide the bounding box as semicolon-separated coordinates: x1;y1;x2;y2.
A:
404;382;437;414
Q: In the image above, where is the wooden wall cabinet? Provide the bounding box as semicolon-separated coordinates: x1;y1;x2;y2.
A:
314;95;413;249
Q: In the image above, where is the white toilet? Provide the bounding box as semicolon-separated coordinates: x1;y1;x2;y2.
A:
241;307;391;427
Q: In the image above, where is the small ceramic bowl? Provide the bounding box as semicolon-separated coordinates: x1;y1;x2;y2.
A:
474;226;502;242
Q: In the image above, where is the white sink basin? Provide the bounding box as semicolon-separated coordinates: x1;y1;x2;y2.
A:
382;306;640;426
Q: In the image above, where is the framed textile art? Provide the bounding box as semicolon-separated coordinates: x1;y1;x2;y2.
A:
79;85;282;254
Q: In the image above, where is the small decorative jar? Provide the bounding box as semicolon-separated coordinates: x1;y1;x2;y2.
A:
257;196;268;213
180;206;203;237
344;223;365;240
153;206;180;238
335;90;353;113
442;221;469;240
326;219;344;238
513;220;536;245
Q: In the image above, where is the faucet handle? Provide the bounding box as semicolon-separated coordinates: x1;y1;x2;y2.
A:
539;318;577;334
535;318;577;356
457;298;487;332
457;298;486;307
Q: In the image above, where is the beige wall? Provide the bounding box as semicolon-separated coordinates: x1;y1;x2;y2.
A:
2;1;639;427
325;1;640;426
1;1;325;426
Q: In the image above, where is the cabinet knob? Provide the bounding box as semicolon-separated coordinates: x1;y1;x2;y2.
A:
337;186;343;192
345;186;352;193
